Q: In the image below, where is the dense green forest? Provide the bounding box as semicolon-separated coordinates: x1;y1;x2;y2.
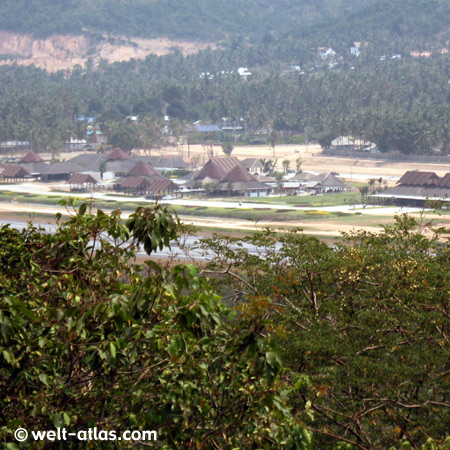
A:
0;0;448;155
0;0;447;51
0;0;373;41
291;0;450;54
0;48;449;154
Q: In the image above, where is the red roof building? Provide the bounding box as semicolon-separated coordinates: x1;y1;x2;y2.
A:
20;152;44;163
0;165;31;181
66;173;99;191
126;161;160;177
106;148;130;161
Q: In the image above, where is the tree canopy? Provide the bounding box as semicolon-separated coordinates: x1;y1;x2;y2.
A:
196;215;450;448
0;202;312;449
1;203;450;448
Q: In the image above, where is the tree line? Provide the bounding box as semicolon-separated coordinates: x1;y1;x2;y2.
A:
0;48;449;155
0;0;373;41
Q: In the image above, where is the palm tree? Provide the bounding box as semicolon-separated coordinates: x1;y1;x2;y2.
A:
359;186;369;203
268;129;277;157
296;157;303;174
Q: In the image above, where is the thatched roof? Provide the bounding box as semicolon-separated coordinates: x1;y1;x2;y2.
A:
120;176;154;189
120;176;179;192
193;157;241;180
147;179;179;192
126;161;160;177
439;173;450;188
106;148;130;161
290;172;319;181
397;171;440;186
20;151;43;163
241;158;264;170
66;173;98;185
1;165;30;178
221;164;256;182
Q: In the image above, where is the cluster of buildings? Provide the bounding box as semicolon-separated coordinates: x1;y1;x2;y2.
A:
0;150;185;198
181;157;347;197
0;151;349;199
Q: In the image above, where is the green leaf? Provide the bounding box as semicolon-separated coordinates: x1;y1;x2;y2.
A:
2;350;15;365
39;373;50;386
5;296;35;320
265;351;282;369
64;413;71;426
110;342;117;359
6;443;20;450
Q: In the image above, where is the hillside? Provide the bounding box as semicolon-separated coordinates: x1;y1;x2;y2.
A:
0;0;447;71
292;0;450;53
0;0;448;155
0;31;216;72
0;0;372;42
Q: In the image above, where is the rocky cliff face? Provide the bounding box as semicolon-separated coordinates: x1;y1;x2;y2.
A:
0;31;215;71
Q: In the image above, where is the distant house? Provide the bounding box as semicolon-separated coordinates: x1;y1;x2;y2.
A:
318;47;336;60
138;156;189;171
37;149;188;182
118;176;179;197
66;137;87;151
20;151;44;163
0;165;31;182
288;172;348;194
238;67;252;80
370;170;450;206
241;158;265;174
192;157;242;184
289;64;302;72
39;149;130;181
329;136;375;152
186;158;270;197
115;160;179;197
107;148;130;161
66;173;99;192
217;165;271;197
331;136;355;151
145;178;180;198
76;117;94;124
0;140;31;154
17;152;49;179
87;130;107;150
194;124;222;133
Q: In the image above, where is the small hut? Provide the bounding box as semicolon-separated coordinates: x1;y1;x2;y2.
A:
66;173;99;192
19;152;44;163
0;165;31;182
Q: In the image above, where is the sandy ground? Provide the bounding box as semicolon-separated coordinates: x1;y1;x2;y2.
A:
3;145;450;237
0;31;217;72
1;200;447;239
160;143;450;184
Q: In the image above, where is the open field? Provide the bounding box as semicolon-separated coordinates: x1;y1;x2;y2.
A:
1;188;450;239
4;145;450;238
161;143;450;184
240;191;362;206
